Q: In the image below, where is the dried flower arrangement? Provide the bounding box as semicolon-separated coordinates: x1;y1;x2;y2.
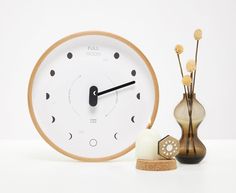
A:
175;29;202;96
174;29;206;162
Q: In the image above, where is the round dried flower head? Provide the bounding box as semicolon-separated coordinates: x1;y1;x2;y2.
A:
194;29;202;40
175;44;184;54
182;75;192;86
186;59;196;72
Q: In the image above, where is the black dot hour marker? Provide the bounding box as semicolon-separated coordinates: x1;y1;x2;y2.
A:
136;93;140;100
114;52;119;59
46;93;50;100
67;52;73;59
131;116;135;123
51;116;55;123
131;70;136;76
50;70;55;76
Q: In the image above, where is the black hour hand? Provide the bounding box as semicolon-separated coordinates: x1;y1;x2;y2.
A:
89;86;98;107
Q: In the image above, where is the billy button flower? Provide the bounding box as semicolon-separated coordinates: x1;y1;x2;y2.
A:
186;59;196;73
182;75;192;87
175;44;184;55
194;29;202;40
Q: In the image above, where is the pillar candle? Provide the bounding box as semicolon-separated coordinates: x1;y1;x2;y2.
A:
135;129;163;160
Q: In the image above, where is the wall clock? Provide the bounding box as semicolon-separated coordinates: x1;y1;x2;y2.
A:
28;31;159;161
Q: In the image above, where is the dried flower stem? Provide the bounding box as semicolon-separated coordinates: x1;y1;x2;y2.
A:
189;39;200;154
177;54;194;153
189;97;196;154
177;54;191;99
192;40;199;93
190;72;193;95
177;54;191;101
177;54;184;77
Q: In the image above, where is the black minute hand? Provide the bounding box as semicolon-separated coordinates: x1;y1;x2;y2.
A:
97;81;135;96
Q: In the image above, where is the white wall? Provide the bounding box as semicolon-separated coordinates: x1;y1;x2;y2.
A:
0;0;235;139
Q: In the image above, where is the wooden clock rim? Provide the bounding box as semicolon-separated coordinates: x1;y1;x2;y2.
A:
28;31;159;162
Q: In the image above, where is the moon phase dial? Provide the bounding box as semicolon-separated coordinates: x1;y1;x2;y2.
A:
29;31;159;161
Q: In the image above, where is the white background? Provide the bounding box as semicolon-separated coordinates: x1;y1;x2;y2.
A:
0;0;235;140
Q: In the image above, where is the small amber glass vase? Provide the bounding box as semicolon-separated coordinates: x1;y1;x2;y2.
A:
174;94;206;164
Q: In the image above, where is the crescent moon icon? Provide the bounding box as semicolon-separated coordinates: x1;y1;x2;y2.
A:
131;116;135;123
93;90;97;96
68;132;72;140
46;93;50;100
136;93;140;100
114;132;118;140
51;116;55;123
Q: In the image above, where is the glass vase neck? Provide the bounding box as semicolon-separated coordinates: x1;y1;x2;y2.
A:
183;93;196;98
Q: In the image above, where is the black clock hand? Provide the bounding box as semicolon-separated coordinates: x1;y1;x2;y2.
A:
89;81;135;107
97;80;135;96
89;86;98;107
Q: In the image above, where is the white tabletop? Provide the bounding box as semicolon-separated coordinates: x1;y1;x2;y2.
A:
0;140;235;193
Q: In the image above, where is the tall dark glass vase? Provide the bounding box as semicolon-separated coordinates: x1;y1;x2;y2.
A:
174;94;206;164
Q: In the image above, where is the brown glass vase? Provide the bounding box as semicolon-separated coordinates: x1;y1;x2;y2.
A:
174;94;206;164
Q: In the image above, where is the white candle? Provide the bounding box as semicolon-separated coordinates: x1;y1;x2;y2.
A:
135;129;163;160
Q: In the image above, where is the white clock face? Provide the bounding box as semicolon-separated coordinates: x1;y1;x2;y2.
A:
28;31;159;161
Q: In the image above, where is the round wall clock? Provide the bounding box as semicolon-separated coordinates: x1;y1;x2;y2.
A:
28;31;159;161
